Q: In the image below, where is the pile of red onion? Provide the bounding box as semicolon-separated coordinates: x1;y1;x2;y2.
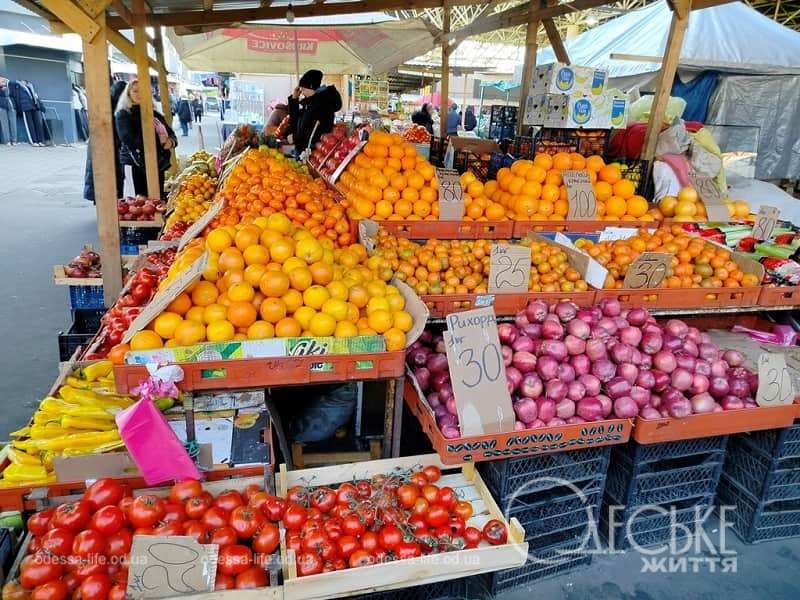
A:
406;298;759;439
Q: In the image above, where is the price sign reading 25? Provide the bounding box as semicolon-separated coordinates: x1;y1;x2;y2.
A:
623;252;671;289
489;244;531;294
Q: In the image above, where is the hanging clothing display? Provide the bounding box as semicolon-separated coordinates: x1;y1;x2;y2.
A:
0;77;17;144
10;80;46;145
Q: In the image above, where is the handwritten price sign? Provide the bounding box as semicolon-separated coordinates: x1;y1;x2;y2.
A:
488;244;531;294
756;353;795;407
752;206;779;241
435;168;465;220
623;252;671;289
562;170;597;220
688;169;729;222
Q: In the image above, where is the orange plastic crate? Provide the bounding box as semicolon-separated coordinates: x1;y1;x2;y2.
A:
404;378;632;464
512;220;609;237
114;351;406;394
595;285;761;310
374;219;514;240
758;285;800;307
422;291;597;318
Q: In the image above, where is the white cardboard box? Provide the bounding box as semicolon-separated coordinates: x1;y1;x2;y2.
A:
544;93;628;129
531;63;608;97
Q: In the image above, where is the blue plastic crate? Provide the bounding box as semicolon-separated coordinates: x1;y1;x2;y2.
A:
717;475;800;544
738;424;800;460
723;437;800;502
68;285;105;309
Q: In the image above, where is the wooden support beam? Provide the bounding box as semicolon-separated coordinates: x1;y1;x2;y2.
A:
440;2;451;139
543;18;569;63
133;0;161;200
110;0;133;26
40;0;100;41
517;0;542;136
75;0;112;18
152;26;177;171
14;0;56;21
82;11;123;304
669;0;691;19
107;27;159;71
642;1;691;163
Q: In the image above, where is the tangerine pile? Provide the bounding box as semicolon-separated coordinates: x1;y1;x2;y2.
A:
129;213;413;352
653;187;750;222
165;173;217;229
215;148;353;247
339;130;440;221
574;225;761;289
369;231;589;295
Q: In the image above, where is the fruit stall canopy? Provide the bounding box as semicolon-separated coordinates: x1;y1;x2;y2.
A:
166;14;435;76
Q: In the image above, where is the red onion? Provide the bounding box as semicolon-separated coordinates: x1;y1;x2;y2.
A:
636;370;656;390
723;350;744;367
744;400;758;409
729;378;749;398
690;393;715;414
427;353;449;374
665;319;689;339
709;377;730;399
576;397;603;420
433;404;448;420
520;373;543;399
414;367;431;391
652;370;671;392
526;300;548;323
596;395;612;417
546;417;567;427
630;386;650;408
664;394;692;418
671;368;693;392
627;307;649;326
514;312;530;330
434;338;447;354
700;332;712;344
505;367;523;393
660;408;670;417
540;340;568;362
642;322;661;336
748;373;759;394
694;359;711;377
614;317;630;331
653;350;677;373
640;332;663;355
546;379;568;401
512;336;534;353
537;398;556;422
597;317;618;336
433;372;452;394
576;309;596;324
420;330;433;344
512;351;537;374
663;335;683;352
502;345;513;367
579;374;601;396
555;301;577;323
592;359;616;383
687;327;702;344
497;323;517;345
571;354;591;376
600;298;621;317
585;338;608;361
618;363;639;385
564;335;586;356
446;396;458;416
610;342;634;365
514;421;526;431
542;320;564;340
712;404;724;413
527;419;546;429
441;425;461;439
682;339;699;358
690;374;710;395
556;398;576;419
613;396;638;418
619;327;642;348
567;380;586;402
566;416;586;424
698;343;719;361
514;398;539;423
522;323;542;339
675;353;696;373
557;363;576;383
711;359;729;378
536;355;559;380
650;393;661;408
408;346;431;368
640;354;653;370
567;319;591;340
729;367;750;380
606;376;632;399
640;407;662;420
427;392;441;408
437;413;458;428
530;339;543;355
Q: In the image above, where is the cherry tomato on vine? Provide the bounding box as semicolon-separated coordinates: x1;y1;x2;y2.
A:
336;483;358;507
396;484;419;509
422;466;442;483
411;497;429;516
360;531;379;553
425;505;449;529
437;486;456;509
341;514;365;538
447;515;466;537
355;481;372;499
453;501;473;521
409;472;428;487
420;484;440;505
348;549;374;569
395;541;422;560
377;525;403;551
336;536;360;560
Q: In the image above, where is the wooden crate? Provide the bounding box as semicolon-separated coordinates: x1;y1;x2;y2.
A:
275;453;528;600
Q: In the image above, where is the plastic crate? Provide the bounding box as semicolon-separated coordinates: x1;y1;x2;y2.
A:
504;472;605;526
605;156;653;199
722;437;800;502
534;128;610;157
738;423;800;460
479;446;610;503
613;436;728;464
354;575;489;600
68;285;105;309
717;475;800;544
58;309;106;361
512;136;535;159
119;226;159;255
488;152;515;179
428;137;447;168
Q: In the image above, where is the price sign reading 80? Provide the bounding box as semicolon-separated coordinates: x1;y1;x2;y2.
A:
756;353;795;407
435;168;465;219
623;253;671;289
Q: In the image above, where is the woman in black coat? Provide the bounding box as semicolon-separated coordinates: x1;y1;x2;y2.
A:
84;80;127;203
411;102;434;135
115;79;177;199
288;69;342;154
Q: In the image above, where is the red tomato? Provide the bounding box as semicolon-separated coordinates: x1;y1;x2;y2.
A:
301;530;328;554
27;510;54;537
105;529;132;557
408;514;427;534
128;495;165;528
379;507;404;527
396;484;419;509
62;573;80;594
336;483;358;507
251;523;280;554
341;514;365;538
373;547;389;564
73;557;108;581
84;479;125;511
355;481;372;499
447;516;465;537
31;580;68;600
348;549;374;569
214;574;235;591
72;531;107;557
154;522;184;537
108;583;126;600
453;501;474;521
332;557;346;571
437;486;456;509
482;519;508;545
422;466;442;483
78;574;111;600
377;525;403;551
262;497;286;522
210;527;238;547
242;484;262;502
300;519;322;538
425;505;449;528
318;538;338;562
356;505;376;528
420;484;440;505
229;507;265;540
28;537;41;555
282;504;307;531
336;535;360;560
169;479;202;505
200;507;229;530
184;496;212;520
306;507;323;522
360;531;379;553
234;566;267;589
248;492;270;513
395;541;422;560
161;502;186;524
117;497;133;517
51;502;91;532
214;491;245;513
218;545;252;576
463;526;481;549
295;552;323;577
133;527;153;537
110;566;128;586
89;506;125;536
329;505;353;521
409;472;428;487
286;486;308;506
286;532;302;554
309;487;336;514
182;521;210;544
41;528;74;557
411;497;429;517
20;553;63;589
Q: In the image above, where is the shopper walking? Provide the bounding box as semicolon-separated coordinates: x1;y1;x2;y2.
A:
446;104;460;136
84;81;126;203
192;94;203;123
175;95;193;137
464;106;477;132
115;79;177;198
288;69;342;155
411;102;434;135
0;77;17;145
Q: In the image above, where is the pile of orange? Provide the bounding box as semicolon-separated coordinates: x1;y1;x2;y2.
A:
339;131;439;221
214;149;353;247
369;231;589;296
574;225;761;289
128;214;414;353
653;187;751;222
165;173;217;229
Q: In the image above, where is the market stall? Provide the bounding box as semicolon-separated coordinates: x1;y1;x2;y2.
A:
4;1;800;599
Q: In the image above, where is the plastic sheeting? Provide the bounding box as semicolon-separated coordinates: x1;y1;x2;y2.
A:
708;75;800;180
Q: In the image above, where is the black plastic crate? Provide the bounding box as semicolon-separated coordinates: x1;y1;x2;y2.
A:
428;136;447;168
488;152;515;180
738;424;800;460
603;156;653;199
534;128;610;158
511;136;535;160
120;226;159;255
717;475;800;544
723;437;800;502
354;574;489;600
505;474;605;530
57;308;106;361
612;436;728;464
479;446;611;503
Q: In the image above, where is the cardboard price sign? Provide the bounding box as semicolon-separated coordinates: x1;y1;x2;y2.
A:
127;536;217;598
756;353;795;407
436;168;465;220
488;244;531;294
752;206;779;241
562;170;597;220
688;169;729;222
623;252;671;289
443;307;514;436
178;200;224;250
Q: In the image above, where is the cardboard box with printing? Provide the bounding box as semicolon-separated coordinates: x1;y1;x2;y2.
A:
544;93;628;129
531;63;608;97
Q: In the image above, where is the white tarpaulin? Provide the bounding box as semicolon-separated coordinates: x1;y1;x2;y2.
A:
167;17;435;76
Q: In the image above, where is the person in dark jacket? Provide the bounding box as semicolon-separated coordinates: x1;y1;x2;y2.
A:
411;102;434;135
84;80;127;203
175;95;193;136
191;94;203;123
464;107;477;132
288;69;342;154
9;79;46;145
115;79;177;199
0;77;17;145
446;104;460;136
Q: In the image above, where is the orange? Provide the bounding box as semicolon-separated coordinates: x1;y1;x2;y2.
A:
375;200;393;219
533;154;553;171
130;330;163;351
219;248;245;272
552;153;572;171
541;184;560;204
658;196;678;217
612;179;636;200
152;312;183;339
296;238;324;264
107;343;129;365
626;195;649;218
259;297;287;323
407;173;425;190
309;312;337;337
326;280;348;301
275;317;302;338
173;320;205;346
348;285;369;308
228;281;255;302
677;187;699;204
413;200;432;218
383;328;406;351
594;181;613;202
334;321;359;338
244;264;269;287
321;298;349;322
259;271;290;297
606;196;627;218
393;310;413;332
266;212;292;234
207;228;233;253
185;306;205;324
294;306;316;330
234;226;261;251
288;266;313;291
166;293;192;316
367;309;393;334
268;238;295;264
247;320;275;340
569;153;586;170
394;199;413;218
675;200;697;217
544;171;562;187
260;228;283;248
202;303;228;324
191;281;219;307
303;285;330;310
206;320;235;342
227;301;257;328
243;244;270;266
281;289;304;313
586;155;605;172
598;165;621;184
309;261;334;285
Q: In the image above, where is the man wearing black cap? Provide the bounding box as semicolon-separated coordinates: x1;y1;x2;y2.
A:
288;69;343;154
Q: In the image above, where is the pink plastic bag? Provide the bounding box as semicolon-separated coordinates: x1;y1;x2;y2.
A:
115;398;200;485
